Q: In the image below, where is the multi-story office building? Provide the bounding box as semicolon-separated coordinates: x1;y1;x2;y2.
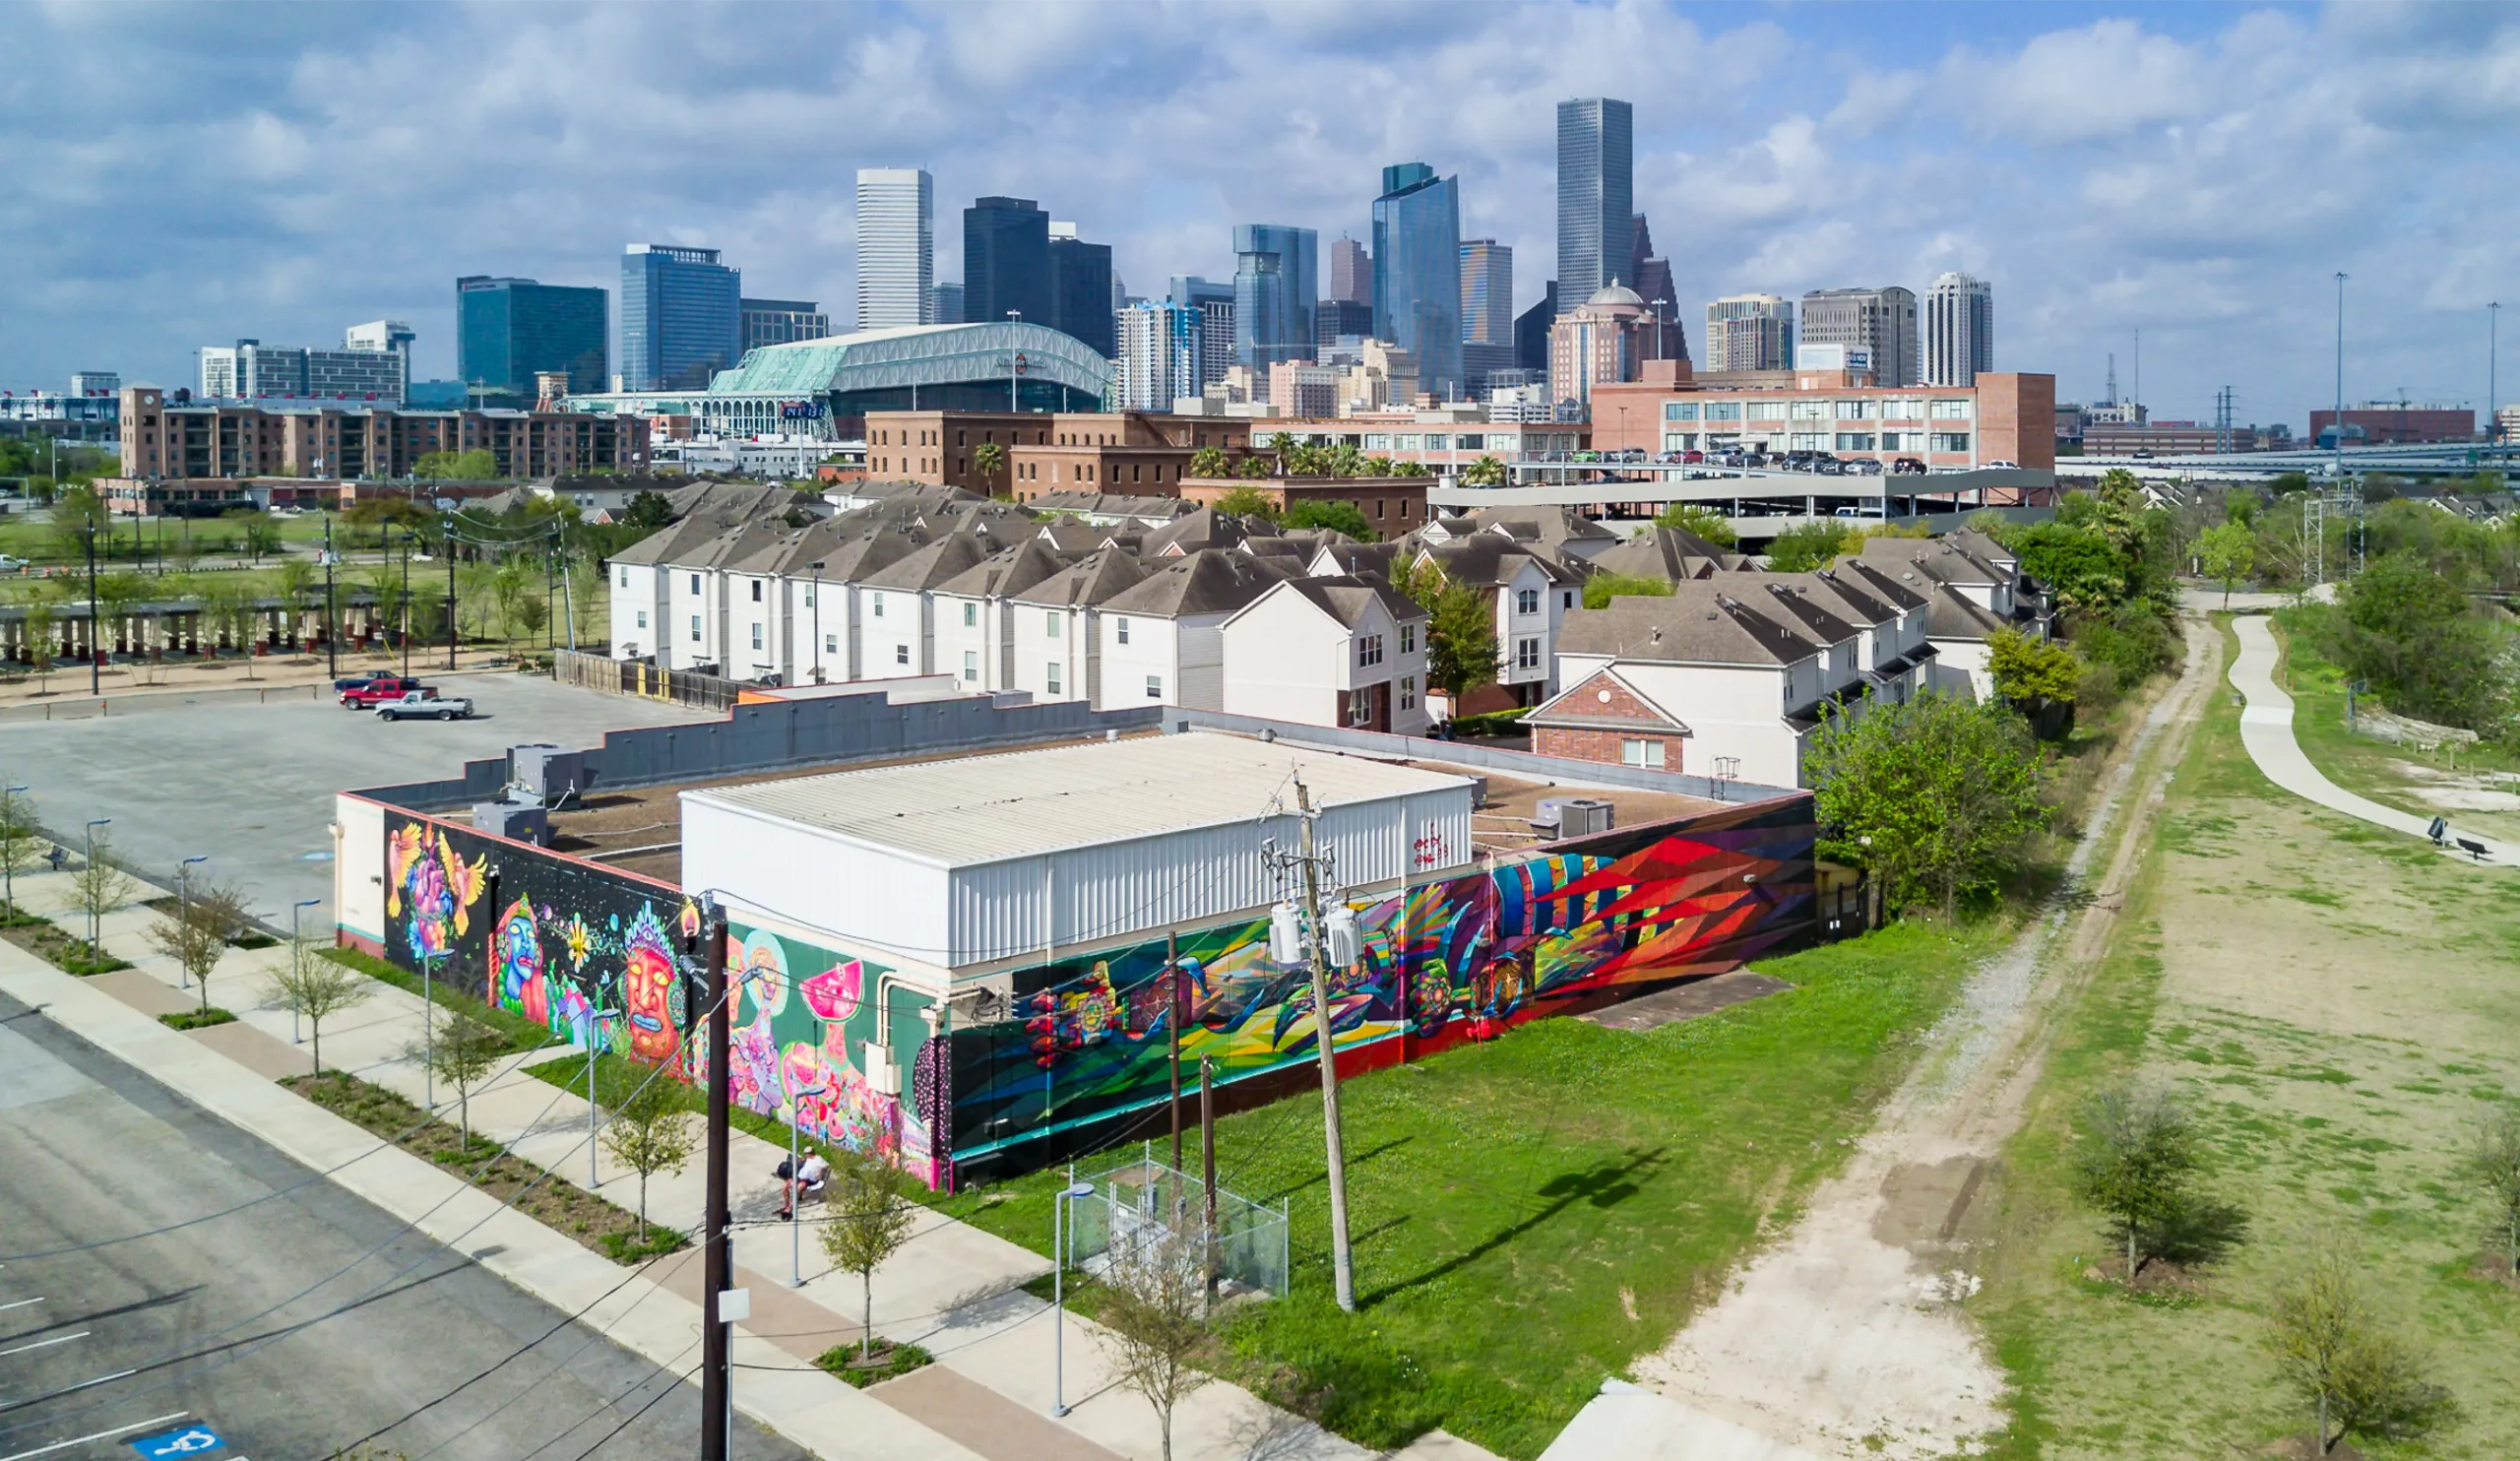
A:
1047;223;1116;358
620;244;742;392
1269;361;1340;418
1166;278;1236;387
1515;283;1558;373
965;196;1053;331
2309;404;2478;447
1556;97;1633;312
1590;361;2056;472
1232;223;1317;370
740;298;830;352
1704;294;1796;372
1326;237;1372;307
1922;273;1993;388
455;277;608;399
1315;300;1374;349
71;372;119;397
1113;301;1207;410
1372;162;1462;399
928;282;965;325
117;386;648;483
345;320;414;367
1548;284;1655;411
1460;238;1514;347
1629;216;1684;361
1799;286;1919;388
855;167;933;329
199;341;406;405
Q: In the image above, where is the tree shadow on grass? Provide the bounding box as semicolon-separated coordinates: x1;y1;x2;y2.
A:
2145;1190;2251;1267
1359;1146;1666;1308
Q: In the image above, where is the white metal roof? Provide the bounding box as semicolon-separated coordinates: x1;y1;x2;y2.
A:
680;731;1472;868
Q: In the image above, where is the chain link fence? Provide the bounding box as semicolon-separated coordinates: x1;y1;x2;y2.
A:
1067;1146;1289;1302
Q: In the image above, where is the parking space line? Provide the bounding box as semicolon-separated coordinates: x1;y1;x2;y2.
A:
0;1410;189;1461
0;1334;83;1359
0;1301;38;1312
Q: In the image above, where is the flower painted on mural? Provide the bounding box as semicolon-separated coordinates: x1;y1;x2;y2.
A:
562;914;593;972
386;823;486;963
619;903;681;1066
493;897;551;1027
799;961;863;1024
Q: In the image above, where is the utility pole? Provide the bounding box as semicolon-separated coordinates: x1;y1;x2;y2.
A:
1200;1055;1217;1300
1167;930;1183;1173
444;521;458;670
2333;272;2349;476
1290;774;1355;1312
699;906;734;1461
2490;302;2501;448
323;515;338;679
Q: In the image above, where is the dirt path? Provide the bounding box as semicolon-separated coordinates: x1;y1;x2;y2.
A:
1622;615;2225;1460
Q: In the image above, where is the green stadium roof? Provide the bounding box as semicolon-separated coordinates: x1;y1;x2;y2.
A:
704;322;1112;400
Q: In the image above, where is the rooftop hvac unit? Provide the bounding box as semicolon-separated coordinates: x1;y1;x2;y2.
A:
1535;796;1614;840
509;744;589;803
473;800;551;847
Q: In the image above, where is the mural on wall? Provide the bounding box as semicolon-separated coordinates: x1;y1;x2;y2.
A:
946;795;1815;1175
380;812;946;1182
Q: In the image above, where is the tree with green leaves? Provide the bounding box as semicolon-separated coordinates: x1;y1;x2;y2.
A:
223;508;284;564
2069;1085;2202;1277
1233;455;1274;478
1986;628;2082;710
1807;692;2046;919
421;1012;506;1145
1098;1222;1217;1461
2195;520;2255;606
1581;571;1676;610
416;448;500;481
264;949;372;1075
1210;485;1279;522
1265;431;1295;469
1390;459;1429;477
0;787;42;915
1763;521;1859;573
2327;550;2506;730
1425;581;1499;703
602;1071;695;1239
972;441;1007;493
1653;502;1738;549
621;490;675;529
1187;446;1230;478
1461;455;1506;487
48;483;108;564
818;1154;918;1361
2267;1237;2457;1455
2460;1106;2520;1277
1326;441;1364;478
73;834;138;964
1282;500;1374;540
21;596;56;692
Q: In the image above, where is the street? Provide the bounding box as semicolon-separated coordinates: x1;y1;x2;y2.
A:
0;988;806;1461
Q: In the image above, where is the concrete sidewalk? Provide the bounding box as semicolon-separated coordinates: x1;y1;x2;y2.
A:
2226;613;2515;866
2;866;1411;1461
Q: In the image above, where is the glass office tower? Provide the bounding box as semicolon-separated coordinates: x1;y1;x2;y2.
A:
619;245;741;392
1556;98;1633;312
1372;162;1462;399
1231;223;1317;369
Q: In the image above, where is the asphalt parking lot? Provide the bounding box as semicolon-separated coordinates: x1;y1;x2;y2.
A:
0;671;713;927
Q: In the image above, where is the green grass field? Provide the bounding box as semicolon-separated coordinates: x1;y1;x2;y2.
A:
924;920;2003;1459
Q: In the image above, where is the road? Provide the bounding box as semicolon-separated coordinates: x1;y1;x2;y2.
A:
0;987;806;1461
0;673;710;926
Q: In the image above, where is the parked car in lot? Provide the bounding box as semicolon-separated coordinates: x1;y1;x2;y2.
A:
1851;458;1886;476
1985;459;2020;469
341;675;430;707
0;555;26;572
1891;457;1927;475
375;689;474;722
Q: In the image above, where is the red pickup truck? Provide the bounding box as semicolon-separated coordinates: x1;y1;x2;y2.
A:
341;676;430;708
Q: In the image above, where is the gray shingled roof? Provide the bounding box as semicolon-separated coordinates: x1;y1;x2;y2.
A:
1100;547;1292;618
1257;574;1427;631
1139;506;1251;556
934;538;1073;599
1587;525;1739;584
858;530;1000;592
1923;585;2010;641
1009;545;1148;607
1555;582;1819;667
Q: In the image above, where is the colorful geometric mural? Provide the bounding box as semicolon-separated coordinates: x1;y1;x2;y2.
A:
943;795;1815;1177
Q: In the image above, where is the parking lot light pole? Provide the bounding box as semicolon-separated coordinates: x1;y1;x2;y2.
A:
289;899;322;1043
421;949;443;1110
787;1082;834;1287
585;1002;619;1189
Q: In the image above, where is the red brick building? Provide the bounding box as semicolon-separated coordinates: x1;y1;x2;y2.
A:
1588;360;2056;472
118;387;647;483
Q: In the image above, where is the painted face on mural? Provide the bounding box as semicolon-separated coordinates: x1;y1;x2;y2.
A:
620;906;681;1066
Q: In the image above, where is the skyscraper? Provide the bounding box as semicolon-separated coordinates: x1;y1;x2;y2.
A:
1628;216;1684;361
1047;222;1116;358
619;244;741;392
964;197;1052;329
1556;98;1633;313
739;298;829;352
1799;286;1919;386
1113;300;1207;410
457;278;608;397
1704;294;1795;372
1372;162;1462;399
854;168;933;329
1459;239;1515;346
928;282;965;325
1326;237;1372;307
1515;282;1559;373
1170;277;1239;385
1231;223;1317;369
1923;273;1994;387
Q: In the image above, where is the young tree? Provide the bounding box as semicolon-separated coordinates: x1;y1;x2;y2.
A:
2267;1237;2457;1454
415;448;500;481
0;787;42;916
601;1071;696;1238
1653;501;1738;549
1098;1224;1216;1461
818;1154;918;1361
2461;1106;2520;1276
1986;628;2083;718
73;834;139;964
21;596;55;693
2068;1085;2202;1277
1425;581;1499;703
1806;693;2047;919
48;483;108;564
264;949;373;1075
1581;571;1676;610
1461;455;1506;487
621;489;675;530
1210;485;1280;523
1762;521;1859;573
224;509;284;564
2195;520;2256;606
421;1012;506;1145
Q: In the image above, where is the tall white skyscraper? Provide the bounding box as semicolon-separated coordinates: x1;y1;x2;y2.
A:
1923;273;1993;387
855;167;933;330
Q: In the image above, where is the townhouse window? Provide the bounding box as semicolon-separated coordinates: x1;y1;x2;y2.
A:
750;580;763;603
689;615;701;642
1562;590;1575;608
689;574;700;593
1399;674;1417;710
963;650;978;682
1348;688;1373;726
1619;738;1667;769
1516;588;1540;615
1146;674;1163;699
1357;634;1383;667
1116;617;1130;645
617;567;628;588
636;610;648;628
1046;663;1063;695
750;623;763;650
824;633;837;653
872;593;884;617
963;603;977;627
896;644;910;666
802;587;814;607
1046;612;1060;638
1400;622;1416;654
1517;637;1541;670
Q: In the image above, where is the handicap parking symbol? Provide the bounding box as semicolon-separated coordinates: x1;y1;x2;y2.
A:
130;1425;224;1458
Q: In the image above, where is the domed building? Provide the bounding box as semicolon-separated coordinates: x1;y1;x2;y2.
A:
1548;281;1664;413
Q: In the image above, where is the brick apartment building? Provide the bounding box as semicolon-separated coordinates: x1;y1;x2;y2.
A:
116;387;648;484
1588;359;2056;472
866;410;1254;497
2308;405;2477;447
1174;475;1434;534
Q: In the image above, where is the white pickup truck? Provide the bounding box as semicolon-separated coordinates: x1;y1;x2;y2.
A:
375;689;476;722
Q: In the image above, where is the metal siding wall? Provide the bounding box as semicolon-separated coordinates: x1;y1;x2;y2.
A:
683;799;952;961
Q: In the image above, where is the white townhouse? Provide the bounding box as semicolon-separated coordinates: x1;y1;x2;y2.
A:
1403;531;1581;709
927;540;1075;693
1220;575;1432;734
1092;549;1292;710
852;531;1005;681
1006;548;1146;705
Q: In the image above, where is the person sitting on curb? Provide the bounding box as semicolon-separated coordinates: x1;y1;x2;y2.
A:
775;1150;831;1221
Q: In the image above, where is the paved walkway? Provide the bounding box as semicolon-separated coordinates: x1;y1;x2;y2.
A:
2227;613;2514;865
0;867;1415;1461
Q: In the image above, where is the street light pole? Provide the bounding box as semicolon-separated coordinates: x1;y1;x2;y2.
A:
2490;301;2502;448
399;530;412;678
421;950;441;1110
83;524;98;695
83;818;109;955
2333;272;2349;476
323;515;338;679
587;1001;620;1190
787;1082;834;1287
1050;1178;1093;1416
1006;311;1022;413
290;898;322;1043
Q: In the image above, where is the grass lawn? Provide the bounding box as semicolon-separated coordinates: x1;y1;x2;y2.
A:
924;919;2004;1459
1972;616;2520;1458
317;945;556;1054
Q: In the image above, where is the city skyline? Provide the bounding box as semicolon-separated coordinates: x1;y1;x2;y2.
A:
2;2;2514;425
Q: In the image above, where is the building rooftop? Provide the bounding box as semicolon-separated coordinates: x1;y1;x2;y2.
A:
678;730;1471;868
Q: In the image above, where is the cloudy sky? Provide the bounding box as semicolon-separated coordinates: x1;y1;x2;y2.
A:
4;0;2515;429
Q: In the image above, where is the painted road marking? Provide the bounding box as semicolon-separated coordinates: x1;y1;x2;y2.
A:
0;1300;41;1311
129;1424;225;1457
0;1332;84;1358
0;1411;190;1461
